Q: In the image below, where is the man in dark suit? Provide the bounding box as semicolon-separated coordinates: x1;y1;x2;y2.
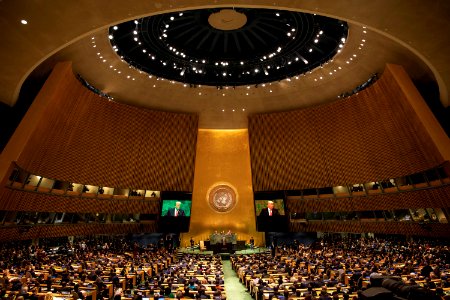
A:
259;200;279;216
166;201;185;217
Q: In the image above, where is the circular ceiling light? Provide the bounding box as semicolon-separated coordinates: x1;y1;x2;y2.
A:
109;7;348;87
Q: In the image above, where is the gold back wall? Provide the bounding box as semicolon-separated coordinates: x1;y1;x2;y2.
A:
185;129;263;247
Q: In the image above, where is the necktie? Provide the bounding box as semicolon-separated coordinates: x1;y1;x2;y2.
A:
269;209;272;216
175;209;178;217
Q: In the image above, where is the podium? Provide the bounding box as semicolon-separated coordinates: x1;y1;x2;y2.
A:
209;233;237;253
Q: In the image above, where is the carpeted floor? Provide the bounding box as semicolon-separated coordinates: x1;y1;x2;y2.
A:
222;260;253;300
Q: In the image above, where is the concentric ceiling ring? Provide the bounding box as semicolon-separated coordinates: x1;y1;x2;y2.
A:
109;8;348;87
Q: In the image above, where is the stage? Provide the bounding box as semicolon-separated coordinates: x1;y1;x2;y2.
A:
177;246;269;258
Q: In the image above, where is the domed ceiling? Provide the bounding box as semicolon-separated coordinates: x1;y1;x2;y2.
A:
109;8;347;87
0;1;448;130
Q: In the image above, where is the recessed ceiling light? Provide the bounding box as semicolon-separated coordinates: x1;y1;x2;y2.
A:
21;20;28;25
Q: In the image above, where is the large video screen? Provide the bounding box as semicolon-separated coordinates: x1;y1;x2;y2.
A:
160;200;192;217
254;199;285;216
254;192;288;232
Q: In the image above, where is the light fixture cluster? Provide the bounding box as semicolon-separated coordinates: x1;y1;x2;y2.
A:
221;108;246;112
108;8;348;87
312;26;368;82
87;16;381;108
89;25;372;101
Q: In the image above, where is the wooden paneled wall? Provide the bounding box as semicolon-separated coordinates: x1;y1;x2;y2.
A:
290;221;449;238
16;62;198;191
287;185;450;213
0;222;157;242
0;188;160;214
249;65;444;191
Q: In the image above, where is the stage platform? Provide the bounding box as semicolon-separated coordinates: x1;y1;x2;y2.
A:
177;247;269;258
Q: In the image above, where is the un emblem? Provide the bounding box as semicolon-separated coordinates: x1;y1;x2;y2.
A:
207;184;237;213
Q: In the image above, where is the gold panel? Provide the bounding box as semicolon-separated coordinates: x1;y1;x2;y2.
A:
183;129;264;247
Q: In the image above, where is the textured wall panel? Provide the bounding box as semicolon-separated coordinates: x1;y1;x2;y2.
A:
17;63;198;191
286;185;450;213
0;222;157;242
249;66;443;191
0;188;160;213
290;221;450;237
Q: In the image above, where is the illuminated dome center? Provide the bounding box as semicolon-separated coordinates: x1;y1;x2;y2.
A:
109;7;348;87
208;9;248;31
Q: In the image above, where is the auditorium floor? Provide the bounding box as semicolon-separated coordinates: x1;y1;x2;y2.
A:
222;260;253;300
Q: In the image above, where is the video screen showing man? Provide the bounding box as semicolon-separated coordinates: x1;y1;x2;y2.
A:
166;201;185;217
259;200;280;217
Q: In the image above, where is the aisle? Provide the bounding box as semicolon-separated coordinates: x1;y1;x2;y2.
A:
222;260;253;300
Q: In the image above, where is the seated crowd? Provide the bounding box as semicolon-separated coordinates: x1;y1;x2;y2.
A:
0;237;226;299
232;236;450;300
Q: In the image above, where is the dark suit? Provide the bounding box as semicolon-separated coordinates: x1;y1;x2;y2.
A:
259;207;279;217
166;208;185;216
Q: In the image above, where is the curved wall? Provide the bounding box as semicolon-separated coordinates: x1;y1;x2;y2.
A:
0;223;158;242
15;62;198;191
249;65;444;191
